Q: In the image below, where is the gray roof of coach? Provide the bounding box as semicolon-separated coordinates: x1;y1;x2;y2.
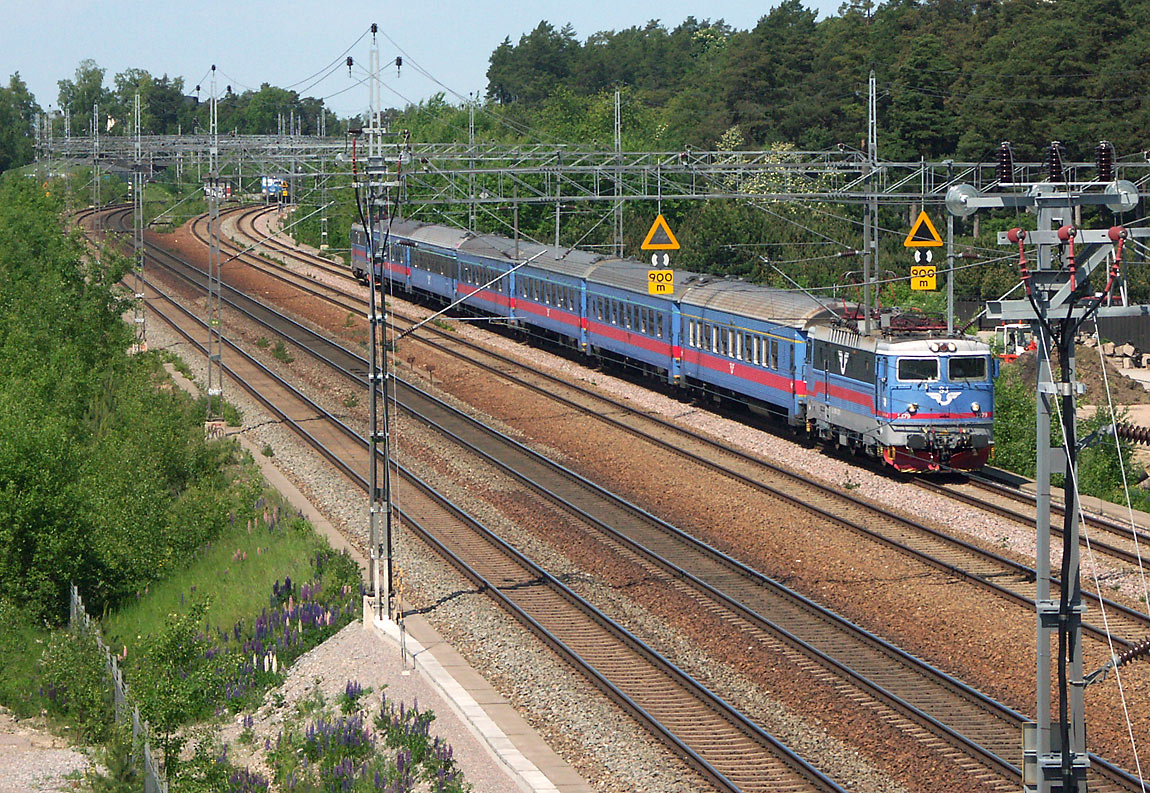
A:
381;220;841;328
386;220;604;273
588;258;694;294
472;237;606;276
679;278;841;329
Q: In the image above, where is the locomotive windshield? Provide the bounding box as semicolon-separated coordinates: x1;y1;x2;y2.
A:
897;358;938;381
948;356;987;381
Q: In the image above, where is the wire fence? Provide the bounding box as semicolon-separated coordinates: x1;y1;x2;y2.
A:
69;583;168;793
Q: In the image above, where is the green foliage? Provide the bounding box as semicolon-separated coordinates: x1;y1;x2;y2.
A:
263;685;470;792
992;362;1040;478
129;600;219;764
85;724;141;793
0;73;38;173
271;340;294;364
0;600;52;718
39;627;114;743
0;174;253;623
992;359;1149;509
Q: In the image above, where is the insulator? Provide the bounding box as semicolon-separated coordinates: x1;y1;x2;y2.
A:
1096;140;1115;181
1116;635;1150;667
371;23;378;35
995;141;1014;183
1116;423;1150;446
1046;141;1065;182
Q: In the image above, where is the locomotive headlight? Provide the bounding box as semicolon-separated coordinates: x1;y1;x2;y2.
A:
907;402;918;415
971;401;981;414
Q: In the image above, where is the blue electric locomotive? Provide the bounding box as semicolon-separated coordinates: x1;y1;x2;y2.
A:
350;221;994;472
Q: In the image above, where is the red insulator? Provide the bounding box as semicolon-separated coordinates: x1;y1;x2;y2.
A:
1059;226;1078;289
1109;226;1128;243
1007;227;1027;244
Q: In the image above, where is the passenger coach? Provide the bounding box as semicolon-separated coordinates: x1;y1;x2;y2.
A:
351;220;995;472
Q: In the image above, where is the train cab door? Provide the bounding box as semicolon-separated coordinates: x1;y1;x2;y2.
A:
875;356;888;416
812;340;830;405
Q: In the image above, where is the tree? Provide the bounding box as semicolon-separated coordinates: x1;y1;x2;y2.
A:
885;33;959;158
57;59;114;131
0;73;38;172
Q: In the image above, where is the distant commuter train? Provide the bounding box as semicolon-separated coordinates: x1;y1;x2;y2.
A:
350;221;995;472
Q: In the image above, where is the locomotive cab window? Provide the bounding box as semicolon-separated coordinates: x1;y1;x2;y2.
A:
948;356;987;381
897;358;939;381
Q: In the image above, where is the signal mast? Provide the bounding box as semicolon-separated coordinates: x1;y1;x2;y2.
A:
948;141;1150;793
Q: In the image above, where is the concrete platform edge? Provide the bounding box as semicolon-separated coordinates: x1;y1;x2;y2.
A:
363;601;560;793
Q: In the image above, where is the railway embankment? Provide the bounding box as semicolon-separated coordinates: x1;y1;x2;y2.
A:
0;182;506;792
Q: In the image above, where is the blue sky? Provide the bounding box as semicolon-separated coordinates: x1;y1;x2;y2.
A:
4;0;844;118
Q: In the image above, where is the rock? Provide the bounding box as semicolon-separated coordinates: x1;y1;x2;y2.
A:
1083;337;1098;348
1142;354;1150;368
1102;341;1116;356
1120;343;1138;357
1123;357;1133;369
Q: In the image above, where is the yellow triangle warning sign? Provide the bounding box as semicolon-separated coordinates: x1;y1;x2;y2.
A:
641;214;680;251
904;211;943;248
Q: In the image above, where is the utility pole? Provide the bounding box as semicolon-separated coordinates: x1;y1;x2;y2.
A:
205;65;224;431
614;88;623;257
92;103;100;238
948;142;1148;793
468;96;476;232
365;23;396;621
946;159;955;335
132;93;146;353
863;69;878;334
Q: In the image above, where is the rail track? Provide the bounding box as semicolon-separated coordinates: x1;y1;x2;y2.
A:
228;207;1150;603
104;206;1149;791
94;205;852;793
916;473;1150;572
212;206;1150;648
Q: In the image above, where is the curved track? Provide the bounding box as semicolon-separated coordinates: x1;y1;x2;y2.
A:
105;206;1148;792
94;205;848;793
214;206;1150;650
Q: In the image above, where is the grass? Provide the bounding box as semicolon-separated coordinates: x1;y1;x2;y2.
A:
271;340;294;364
104;492;324;657
0;602;52;718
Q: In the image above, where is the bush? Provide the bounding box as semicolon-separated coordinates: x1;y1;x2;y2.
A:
0;599;51;718
40;627;114;743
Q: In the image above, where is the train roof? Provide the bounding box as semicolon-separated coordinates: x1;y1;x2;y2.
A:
678;277;845;330
586;257;687;294
381;219;606;275
374;219;846;329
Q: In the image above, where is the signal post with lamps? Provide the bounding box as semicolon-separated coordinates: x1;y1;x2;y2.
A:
947;140;1150;793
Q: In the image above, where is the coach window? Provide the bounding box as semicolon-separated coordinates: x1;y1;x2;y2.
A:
657;313;664;339
769;340;778;369
897;358;939;381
